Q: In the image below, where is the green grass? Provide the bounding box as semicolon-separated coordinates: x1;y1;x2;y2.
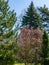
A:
14;63;41;65
14;63;25;65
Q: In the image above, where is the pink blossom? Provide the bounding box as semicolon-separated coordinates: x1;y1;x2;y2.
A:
18;27;42;46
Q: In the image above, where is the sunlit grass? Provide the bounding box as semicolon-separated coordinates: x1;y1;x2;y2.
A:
14;63;25;65
14;63;41;65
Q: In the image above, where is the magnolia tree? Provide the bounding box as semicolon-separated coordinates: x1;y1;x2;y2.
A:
18;27;42;65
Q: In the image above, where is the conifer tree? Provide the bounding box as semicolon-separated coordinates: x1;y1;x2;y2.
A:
38;5;49;32
0;0;17;65
21;1;42;29
41;30;48;65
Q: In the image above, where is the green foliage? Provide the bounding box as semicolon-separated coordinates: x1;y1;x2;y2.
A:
42;30;48;58
0;0;16;30
38;5;49;32
0;43;15;65
21;1;42;29
0;0;17;65
41;30;48;65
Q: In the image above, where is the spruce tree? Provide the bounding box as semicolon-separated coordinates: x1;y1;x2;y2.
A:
41;30;48;65
21;1;42;29
0;0;17;65
38;5;49;32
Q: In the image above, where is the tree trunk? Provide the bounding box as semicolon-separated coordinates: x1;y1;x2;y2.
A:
34;49;38;65
25;62;27;65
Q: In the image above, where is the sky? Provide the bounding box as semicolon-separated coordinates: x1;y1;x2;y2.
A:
9;0;49;17
8;0;49;33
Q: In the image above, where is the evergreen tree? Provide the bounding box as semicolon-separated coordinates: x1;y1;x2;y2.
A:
38;5;49;32
41;30;48;65
0;0;17;65
21;1;42;29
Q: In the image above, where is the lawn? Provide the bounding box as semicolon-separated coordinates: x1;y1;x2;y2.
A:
14;63;25;65
14;63;41;65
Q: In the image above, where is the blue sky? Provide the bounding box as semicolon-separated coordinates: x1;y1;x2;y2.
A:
9;0;49;17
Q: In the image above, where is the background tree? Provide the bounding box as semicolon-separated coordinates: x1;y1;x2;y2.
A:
0;0;17;65
38;5;49;33
21;1;42;29
41;30;48;65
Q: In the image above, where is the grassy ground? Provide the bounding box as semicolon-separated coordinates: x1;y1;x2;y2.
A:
14;63;41;65
14;63;25;65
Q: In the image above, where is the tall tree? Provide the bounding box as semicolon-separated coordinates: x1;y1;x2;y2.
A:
21;1;42;29
38;5;49;32
0;0;17;65
41;30;48;65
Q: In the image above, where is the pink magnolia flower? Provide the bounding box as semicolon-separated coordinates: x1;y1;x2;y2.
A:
18;27;42;46
18;27;42;63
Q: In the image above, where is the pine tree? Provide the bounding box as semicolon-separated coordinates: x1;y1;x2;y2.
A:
0;0;17;65
41;30;48;65
21;1;42;29
38;5;49;32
